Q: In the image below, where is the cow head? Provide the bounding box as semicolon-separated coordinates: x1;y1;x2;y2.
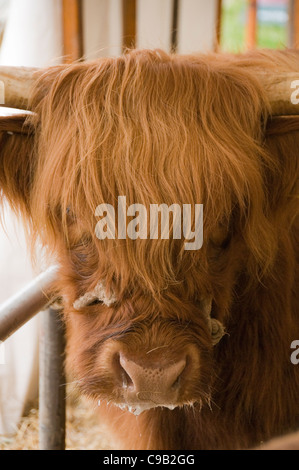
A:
0;49;285;414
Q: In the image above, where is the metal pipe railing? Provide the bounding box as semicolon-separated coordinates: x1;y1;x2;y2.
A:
39;307;66;450
0;265;59;342
0;264;66;450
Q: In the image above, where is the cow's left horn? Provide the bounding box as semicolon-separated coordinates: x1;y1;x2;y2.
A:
258;72;299;116
0;66;40;110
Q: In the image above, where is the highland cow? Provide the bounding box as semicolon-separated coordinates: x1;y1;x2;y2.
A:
0;49;299;450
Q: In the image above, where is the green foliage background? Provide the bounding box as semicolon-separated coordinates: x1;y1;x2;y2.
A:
221;0;288;52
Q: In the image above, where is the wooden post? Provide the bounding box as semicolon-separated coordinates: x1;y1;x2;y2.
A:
246;0;257;49
39;308;66;450
62;0;83;63
289;0;299;48
214;0;222;52
294;1;299;47
171;0;180;53
289;0;294;47
122;0;136;51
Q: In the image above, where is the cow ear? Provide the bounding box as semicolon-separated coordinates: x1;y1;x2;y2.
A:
0;114;35;216
199;297;226;345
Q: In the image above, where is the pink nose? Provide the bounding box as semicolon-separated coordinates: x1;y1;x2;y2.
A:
118;353;186;405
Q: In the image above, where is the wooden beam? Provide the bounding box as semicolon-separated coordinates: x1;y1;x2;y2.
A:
257;430;299;450
122;0;136;51
246;0;257;50
62;0;83;63
289;0;295;47
289;0;299;48
294;0;299;47
171;0;180;53
214;0;222;52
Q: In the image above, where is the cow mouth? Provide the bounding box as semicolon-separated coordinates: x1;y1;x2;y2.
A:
98;398;195;416
112;401;179;416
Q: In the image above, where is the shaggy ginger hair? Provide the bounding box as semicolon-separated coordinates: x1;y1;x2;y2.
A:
0;49;299;449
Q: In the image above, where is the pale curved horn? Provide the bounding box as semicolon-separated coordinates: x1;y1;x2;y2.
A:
0;66;40;110
258;72;299;116
0;66;297;115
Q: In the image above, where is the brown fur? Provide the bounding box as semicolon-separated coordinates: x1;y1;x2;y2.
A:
0;49;299;449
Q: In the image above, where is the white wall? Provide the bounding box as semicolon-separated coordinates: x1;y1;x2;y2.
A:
0;0;62;66
83;0;218;58
137;0;173;50
178;0;218;53
83;0;122;58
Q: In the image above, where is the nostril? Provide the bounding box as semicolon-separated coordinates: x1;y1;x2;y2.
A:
119;361;133;388
119;353;138;389
112;353;133;388
171;372;182;390
170;359;186;390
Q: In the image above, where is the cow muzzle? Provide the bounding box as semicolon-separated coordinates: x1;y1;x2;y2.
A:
112;352;189;415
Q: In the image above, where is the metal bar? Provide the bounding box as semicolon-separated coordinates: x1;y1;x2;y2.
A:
0;265;59;342
62;0;83;63
122;0;136;51
246;0;257;50
39;308;66;450
171;0;179;53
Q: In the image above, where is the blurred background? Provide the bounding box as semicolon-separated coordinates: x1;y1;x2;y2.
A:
0;0;297;63
0;0;298;450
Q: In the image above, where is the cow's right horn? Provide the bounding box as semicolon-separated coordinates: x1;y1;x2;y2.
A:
0;66;40;110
